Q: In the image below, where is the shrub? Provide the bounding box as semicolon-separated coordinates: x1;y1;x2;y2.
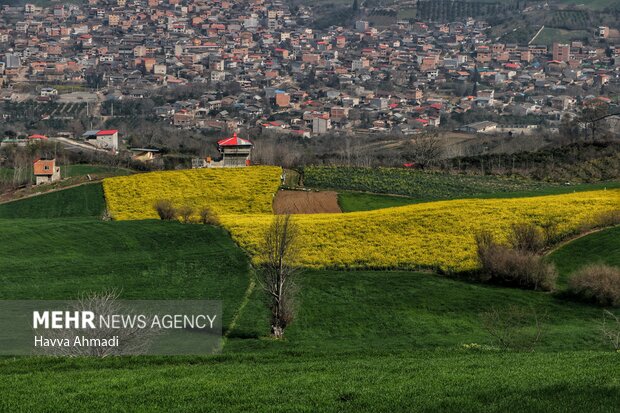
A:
580;209;620;232
178;205;194;224
199;206;219;226
592;209;620;228
568;264;620;307
480;305;547;351
154;199;177;220
508;223;544;253
476;232;557;291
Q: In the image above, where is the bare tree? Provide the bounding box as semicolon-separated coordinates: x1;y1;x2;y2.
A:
480;305;547;351
601;310;620;351
256;214;301;339
406;132;443;169
35;291;159;357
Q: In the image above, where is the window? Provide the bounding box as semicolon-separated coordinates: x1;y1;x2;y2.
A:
44;165;50;170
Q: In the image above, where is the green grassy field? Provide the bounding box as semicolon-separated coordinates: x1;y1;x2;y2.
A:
1;351;619;413
60;164;132;178
0;184;619;412
0;183;106;218
228;270;616;354
337;191;420;212
0;218;251;327
548;226;620;285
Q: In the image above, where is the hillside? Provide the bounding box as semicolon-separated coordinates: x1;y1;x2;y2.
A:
0;183;106;219
104;166;282;220
0;172;619;412
0;218;251;328
221;190;619;271
304;166;620;203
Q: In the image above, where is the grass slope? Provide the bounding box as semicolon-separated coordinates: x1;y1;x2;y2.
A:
0;183;106;218
228;270;616;354
0;164;131;182
1;269;619;412
0;219;251;328
549;226;620;285
1;351;619;413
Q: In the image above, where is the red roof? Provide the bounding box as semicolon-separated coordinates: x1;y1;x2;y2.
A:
96;129;118;136
28;134;48;140
33;159;56;176
217;132;252;147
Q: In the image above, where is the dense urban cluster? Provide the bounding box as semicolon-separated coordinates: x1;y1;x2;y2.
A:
0;0;619;149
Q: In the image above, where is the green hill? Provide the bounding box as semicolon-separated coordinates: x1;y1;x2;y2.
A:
0;218;252;328
0;182;619;412
0;183;106;219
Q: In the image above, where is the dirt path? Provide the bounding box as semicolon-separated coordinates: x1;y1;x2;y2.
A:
273;190;342;214
543;226;615;257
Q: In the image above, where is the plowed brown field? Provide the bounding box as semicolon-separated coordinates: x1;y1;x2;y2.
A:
273;190;342;214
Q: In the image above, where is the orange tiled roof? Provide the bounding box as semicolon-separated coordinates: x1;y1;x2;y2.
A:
33;159;56;176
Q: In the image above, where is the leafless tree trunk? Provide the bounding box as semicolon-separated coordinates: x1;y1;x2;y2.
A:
601;310;620;351
256;214;301;339
35;291;159;357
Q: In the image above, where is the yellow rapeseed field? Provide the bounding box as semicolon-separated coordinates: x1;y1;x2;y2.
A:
219;189;620;272
103;168;619;272
103;166;282;220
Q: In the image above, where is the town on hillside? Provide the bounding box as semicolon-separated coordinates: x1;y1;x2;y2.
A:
0;0;619;176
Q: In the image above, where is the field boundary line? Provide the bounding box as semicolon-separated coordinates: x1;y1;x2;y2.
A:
544;225;619;256
222;267;256;347
0;180;105;206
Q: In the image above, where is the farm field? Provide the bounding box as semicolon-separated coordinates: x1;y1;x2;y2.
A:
303;166;620;203
0;177;619;411
338;191;420;212
103;168;619;271
273;190;341;214
103;166;282;220
0;183;106;218
0;218;251;327
1;351;619;413
221;190;620;271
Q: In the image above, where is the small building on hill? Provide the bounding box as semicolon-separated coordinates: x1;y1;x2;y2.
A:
193;132;253;168
33;158;61;185
217;132;253;167
82;129;119;151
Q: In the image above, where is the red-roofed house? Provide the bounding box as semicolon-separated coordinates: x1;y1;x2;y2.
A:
213;132;253;167
83;129;119;150
33;158;61;185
